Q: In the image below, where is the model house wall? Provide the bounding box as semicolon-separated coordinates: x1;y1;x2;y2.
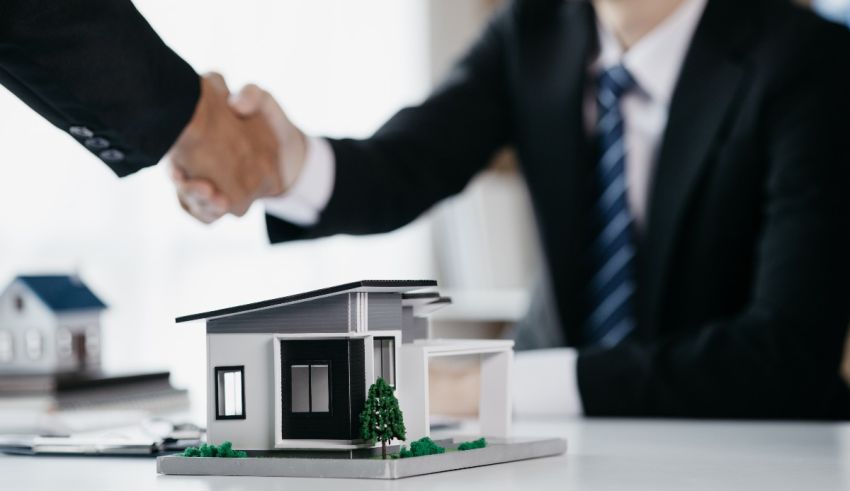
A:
0;276;105;375
53;310;102;372
206;329;399;450
179;281;437;451
0;282;58;373
180;280;515;453
207;333;278;449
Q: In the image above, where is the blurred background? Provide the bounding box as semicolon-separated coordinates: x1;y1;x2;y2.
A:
0;0;848;425
0;0;532;423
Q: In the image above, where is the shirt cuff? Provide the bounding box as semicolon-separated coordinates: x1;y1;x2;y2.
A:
512;348;583;417
263;136;335;226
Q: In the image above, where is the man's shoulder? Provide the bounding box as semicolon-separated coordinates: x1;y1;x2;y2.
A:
749;0;850;82
753;0;850;52
494;0;591;39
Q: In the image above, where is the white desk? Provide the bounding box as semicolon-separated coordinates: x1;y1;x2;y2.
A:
2;418;849;490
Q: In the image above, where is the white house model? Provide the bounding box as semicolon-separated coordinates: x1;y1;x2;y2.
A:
0;275;107;374
178;280;513;451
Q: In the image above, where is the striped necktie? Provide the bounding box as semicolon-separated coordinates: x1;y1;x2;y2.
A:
583;64;638;348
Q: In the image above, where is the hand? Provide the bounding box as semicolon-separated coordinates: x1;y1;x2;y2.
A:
168;73;285;220
170;81;308;223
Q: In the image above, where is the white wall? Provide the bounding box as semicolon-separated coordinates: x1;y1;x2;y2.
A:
0;285;57;373
55;311;102;371
207;333;276;450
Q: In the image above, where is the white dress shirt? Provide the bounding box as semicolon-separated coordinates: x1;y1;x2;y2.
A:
264;0;707;416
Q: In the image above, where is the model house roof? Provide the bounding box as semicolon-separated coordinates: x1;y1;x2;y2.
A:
176;280;439;323
401;292;452;315
16;275;107;312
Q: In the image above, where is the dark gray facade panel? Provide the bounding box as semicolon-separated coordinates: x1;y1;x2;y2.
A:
348;339;366;440
367;293;402;331
207;295;350;333
280;339;352;440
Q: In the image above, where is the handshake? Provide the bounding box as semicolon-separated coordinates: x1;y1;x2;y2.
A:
167;73;306;224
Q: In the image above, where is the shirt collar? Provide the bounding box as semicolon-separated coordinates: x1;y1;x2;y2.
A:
593;0;708;106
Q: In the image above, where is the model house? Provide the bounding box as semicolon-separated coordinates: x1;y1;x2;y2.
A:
0;275;107;374
178;280;513;451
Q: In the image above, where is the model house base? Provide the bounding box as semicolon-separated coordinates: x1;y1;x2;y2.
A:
157;436;567;479
165;279;565;478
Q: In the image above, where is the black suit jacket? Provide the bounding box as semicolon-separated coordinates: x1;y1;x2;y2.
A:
268;0;850;418
0;0;198;176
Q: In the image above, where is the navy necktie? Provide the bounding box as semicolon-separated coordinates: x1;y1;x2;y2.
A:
583;64;638;347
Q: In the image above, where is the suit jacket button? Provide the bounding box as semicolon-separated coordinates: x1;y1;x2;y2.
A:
85;137;110;150
69;126;94;138
99;149;125;163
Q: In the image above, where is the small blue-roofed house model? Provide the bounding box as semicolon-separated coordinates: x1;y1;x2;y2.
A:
0;275;107;374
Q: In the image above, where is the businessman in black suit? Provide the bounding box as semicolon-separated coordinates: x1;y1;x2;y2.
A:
176;0;850;418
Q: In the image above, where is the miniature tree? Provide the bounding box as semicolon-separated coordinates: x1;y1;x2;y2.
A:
359;377;406;459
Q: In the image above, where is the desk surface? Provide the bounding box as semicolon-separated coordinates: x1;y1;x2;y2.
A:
2;418;849;490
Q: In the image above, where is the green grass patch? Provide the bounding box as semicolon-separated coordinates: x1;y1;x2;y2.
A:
182;441;247;458
457;438;487;451
397;437;445;458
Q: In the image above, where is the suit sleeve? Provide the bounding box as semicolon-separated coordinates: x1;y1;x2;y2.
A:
266;6;514;242
0;0;199;176
577;24;850;418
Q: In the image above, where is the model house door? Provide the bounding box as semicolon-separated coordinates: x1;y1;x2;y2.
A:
279;338;365;441
72;333;86;369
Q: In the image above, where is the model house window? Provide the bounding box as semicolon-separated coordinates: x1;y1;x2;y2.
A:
85;327;100;359
14;295;24;312
215;366;246;419
291;363;330;413
56;328;72;358
373;337;396;386
25;329;42;360
0;330;13;362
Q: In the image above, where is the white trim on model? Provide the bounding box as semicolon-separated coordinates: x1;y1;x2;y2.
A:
356;292;369;333
399;339;514;443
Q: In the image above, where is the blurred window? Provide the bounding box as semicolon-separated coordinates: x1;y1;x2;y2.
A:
25;329;42;360
56;328;73;358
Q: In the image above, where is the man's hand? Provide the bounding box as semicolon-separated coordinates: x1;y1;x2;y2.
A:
168;73;285;220
170;79;308;224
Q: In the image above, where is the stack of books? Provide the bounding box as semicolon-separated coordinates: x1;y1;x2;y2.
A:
0;370;189;434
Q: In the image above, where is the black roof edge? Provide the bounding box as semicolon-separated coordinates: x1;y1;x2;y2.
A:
401;292;441;299
176;280;438;324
